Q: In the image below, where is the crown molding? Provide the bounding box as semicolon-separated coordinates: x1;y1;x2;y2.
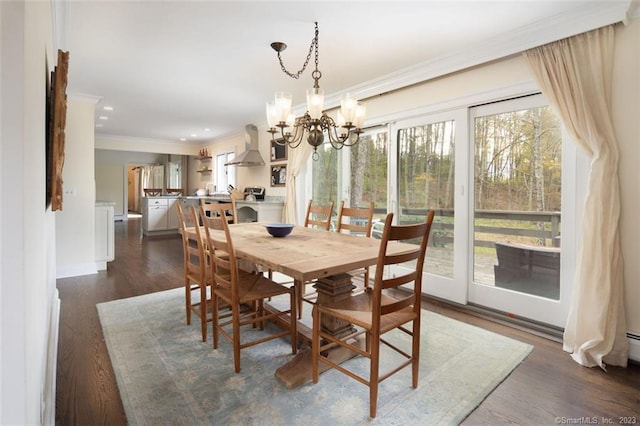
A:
319;1;631;109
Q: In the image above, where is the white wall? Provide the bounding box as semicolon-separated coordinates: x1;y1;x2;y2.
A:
1;1;57;423
56;99;97;278
612;18;640;336
95;149;166;216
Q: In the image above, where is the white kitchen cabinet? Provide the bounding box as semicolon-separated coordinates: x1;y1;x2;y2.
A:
167;198;179;229
95;201;115;270
147;204;168;231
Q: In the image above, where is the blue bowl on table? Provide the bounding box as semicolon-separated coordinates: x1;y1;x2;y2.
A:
265;224;294;238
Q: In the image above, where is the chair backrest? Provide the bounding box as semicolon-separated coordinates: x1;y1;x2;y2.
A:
304;200;334;230
201;203;240;302
200;198;236;225
166;188;183;196
144;188;162;196
371;211;435;319
336;200;375;237
177;204;208;281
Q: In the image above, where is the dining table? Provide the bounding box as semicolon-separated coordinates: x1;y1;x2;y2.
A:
187;221;417;388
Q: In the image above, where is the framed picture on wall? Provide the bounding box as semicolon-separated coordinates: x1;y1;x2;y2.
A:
271;165;287;187
46;49;69;211
270;140;287;162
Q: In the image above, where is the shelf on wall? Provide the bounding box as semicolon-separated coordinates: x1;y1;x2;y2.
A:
197;169;212;173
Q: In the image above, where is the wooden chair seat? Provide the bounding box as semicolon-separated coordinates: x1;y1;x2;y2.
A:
312;291;417;331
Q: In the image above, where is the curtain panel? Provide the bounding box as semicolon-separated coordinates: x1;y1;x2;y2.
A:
524;25;628;368
283;142;313;224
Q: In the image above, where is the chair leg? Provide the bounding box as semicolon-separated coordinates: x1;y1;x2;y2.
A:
412;318;420;388
200;285;207;342
311;305;320;383
212;292;219;349
290;288;297;354
232;305;241;373
364;267;370;289
185;279;191;325
369;330;381;418
295;280;303;319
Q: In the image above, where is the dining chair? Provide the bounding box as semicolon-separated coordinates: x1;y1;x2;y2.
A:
335;200;375;289
202;204;298;373
304;199;334;230
176;203;213;342
311;210;435;418
200;198;235;224
143;188;162;196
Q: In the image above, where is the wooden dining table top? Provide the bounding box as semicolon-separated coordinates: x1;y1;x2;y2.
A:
188;222;415;283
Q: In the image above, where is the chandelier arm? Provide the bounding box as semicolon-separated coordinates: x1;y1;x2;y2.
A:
278;119;305;149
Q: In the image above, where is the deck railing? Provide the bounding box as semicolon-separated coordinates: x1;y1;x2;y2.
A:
372;208;561;248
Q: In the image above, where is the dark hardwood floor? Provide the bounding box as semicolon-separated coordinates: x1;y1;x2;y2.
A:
55;217;640;425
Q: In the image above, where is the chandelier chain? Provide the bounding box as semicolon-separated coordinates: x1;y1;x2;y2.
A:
277;22;319;80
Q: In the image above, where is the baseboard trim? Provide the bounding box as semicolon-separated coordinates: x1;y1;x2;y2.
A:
628;333;640;363
424;294;640;365
56;263;98;279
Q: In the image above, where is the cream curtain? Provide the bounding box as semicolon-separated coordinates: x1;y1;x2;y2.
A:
282;142;314;224
524;25;628;368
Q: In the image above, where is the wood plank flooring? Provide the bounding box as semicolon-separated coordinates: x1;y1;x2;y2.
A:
55;217;640;425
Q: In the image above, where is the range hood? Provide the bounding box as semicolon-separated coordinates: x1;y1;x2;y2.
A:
225;124;265;167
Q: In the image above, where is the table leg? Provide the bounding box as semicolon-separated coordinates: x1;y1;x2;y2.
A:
274;273;361;389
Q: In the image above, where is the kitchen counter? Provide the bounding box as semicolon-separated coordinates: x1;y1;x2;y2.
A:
235;199;284;223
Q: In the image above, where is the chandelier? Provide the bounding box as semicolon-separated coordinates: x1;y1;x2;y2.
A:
266;22;366;160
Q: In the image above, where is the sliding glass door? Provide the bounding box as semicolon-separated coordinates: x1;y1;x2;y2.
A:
391;111;469;303
307;93;583;327
468;94;581;327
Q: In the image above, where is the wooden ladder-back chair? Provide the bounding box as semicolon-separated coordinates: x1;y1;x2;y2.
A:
200;198;235;225
202;204;298;373
176;203;213;342
335;200;375;288
304;199;334;230
312;210;435;418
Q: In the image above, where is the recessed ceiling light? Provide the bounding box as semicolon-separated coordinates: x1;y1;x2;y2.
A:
190;133;197;138
96;123;104;128
203;128;211;132
103;106;114;111
98;116;108;120
180;137;187;141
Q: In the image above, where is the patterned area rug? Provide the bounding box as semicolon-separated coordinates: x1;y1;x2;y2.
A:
98;288;532;425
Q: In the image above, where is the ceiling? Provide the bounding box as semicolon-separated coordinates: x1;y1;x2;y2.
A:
59;1;635;147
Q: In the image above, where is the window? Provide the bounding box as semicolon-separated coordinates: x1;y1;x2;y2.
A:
311;127;389;227
215;152;236;191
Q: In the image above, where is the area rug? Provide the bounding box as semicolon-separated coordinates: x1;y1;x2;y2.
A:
97;288;532;425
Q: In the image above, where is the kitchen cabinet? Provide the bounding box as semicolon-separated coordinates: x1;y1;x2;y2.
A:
167;198;179;229
95;201;115;270
142;197;177;235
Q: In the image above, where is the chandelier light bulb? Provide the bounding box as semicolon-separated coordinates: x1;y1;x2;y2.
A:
340;93;357;124
353;103;366;129
306;88;325;120
266;102;278;129
274;92;292;123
